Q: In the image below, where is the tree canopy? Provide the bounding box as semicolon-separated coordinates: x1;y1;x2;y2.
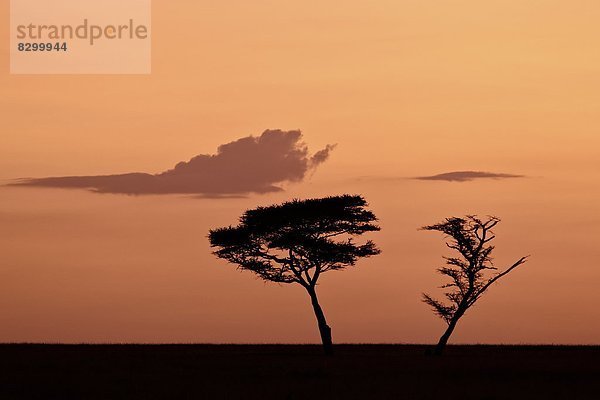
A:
208;195;381;287
422;215;528;325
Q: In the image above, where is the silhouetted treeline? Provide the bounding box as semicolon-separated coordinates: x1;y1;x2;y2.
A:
209;195;528;355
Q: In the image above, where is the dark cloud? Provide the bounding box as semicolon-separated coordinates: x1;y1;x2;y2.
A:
415;171;524;182
10;130;335;196
310;144;337;166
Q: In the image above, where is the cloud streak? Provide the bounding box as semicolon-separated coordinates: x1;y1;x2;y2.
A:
415;171;524;182
11;130;335;196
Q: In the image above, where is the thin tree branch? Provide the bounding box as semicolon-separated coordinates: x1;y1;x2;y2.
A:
472;256;529;300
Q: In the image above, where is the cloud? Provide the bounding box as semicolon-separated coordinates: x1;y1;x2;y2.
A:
415;171;524;182
10;129;335;196
310;144;337;167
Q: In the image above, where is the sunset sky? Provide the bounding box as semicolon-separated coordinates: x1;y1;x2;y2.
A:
1;0;599;344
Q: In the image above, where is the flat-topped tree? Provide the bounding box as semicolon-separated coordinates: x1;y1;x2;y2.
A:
208;195;381;355
422;216;528;355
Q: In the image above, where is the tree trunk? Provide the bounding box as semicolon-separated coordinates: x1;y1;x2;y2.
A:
306;287;333;356
434;318;459;356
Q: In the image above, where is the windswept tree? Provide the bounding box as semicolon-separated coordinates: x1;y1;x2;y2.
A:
208;195;380;355
422;216;528;355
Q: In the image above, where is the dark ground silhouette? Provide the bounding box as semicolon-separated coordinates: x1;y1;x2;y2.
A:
1;344;598;399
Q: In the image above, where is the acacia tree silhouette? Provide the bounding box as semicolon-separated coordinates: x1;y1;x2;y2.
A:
208;195;380;355
422;216;528;355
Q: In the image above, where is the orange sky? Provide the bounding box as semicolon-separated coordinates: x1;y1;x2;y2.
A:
1;0;599;344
